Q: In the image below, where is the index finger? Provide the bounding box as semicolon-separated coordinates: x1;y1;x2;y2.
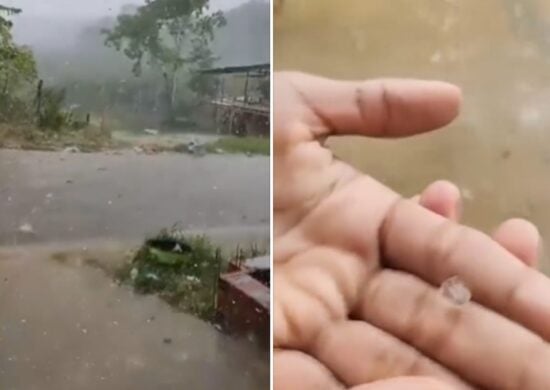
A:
381;199;550;340
275;72;462;142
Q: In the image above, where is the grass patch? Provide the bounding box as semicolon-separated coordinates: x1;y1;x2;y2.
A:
115;227;269;322
205;136;270;156
116;230;223;320
0;123;114;152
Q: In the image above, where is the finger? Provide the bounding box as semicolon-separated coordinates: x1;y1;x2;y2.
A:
311;321;472;389
492;218;540;267
278;72;461;140
274;349;343;390
274;247;366;349
415;184;538;264
415;187;538;264
415;180;462;221
380;198;550;341
351;377;456;390
356;269;550;389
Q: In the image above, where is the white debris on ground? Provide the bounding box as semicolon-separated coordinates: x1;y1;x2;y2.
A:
63;146;80;154
185;275;200;284
440;276;471;305
145;273;160;281
144;129;159;136
130;268;139;281
187;141;197;154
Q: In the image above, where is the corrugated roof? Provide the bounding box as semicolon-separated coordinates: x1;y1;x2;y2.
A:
199;63;270;75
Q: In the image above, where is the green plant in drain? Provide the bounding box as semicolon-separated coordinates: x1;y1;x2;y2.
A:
117;231;223;321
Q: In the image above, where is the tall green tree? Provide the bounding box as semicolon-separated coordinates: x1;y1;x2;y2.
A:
104;0;225;121
0;4;20;25
0;5;37;120
0;5;37;82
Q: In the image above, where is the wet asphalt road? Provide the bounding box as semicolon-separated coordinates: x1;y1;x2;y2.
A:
0;150;269;244
0;150;270;390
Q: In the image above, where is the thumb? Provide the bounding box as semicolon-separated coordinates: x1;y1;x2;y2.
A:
351;376;456;390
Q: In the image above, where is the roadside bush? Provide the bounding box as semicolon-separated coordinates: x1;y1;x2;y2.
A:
37;87;70;131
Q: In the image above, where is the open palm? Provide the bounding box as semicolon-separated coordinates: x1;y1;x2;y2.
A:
274;72;550;389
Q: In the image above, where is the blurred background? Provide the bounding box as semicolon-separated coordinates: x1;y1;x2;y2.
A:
275;0;550;273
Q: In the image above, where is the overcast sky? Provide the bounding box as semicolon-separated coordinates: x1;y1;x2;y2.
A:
2;0;251;18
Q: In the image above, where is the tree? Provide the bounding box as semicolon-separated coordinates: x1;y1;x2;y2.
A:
103;0;226;121
0;5;37;91
0;5;37;121
0;4;20;27
0;5;21;62
187;39;218;100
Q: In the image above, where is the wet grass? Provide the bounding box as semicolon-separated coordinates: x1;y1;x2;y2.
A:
0;123;115;152
116;232;223;320
205;136;270;156
0;124;270;157
115;228;269;322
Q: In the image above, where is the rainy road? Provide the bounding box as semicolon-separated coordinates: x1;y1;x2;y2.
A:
0;149;270;390
0;149;269;245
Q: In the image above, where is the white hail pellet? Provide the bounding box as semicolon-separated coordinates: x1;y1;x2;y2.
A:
440;276;471;305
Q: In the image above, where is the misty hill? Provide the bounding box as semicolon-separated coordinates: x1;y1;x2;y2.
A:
10;0;269;83
212;0;269;66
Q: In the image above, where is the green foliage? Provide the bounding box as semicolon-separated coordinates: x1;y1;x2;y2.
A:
188;42;218;99
104;0;225;76
104;0;226;120
117;231;223;320
0;5;38;123
0;6;36;89
0;93;31;122
37;87;69;131
0;4;21;30
205;136;270;156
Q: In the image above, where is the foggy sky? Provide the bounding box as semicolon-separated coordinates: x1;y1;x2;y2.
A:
2;0;251;18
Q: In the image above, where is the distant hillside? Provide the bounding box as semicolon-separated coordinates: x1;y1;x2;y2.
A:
212;0;270;66
10;0;269;83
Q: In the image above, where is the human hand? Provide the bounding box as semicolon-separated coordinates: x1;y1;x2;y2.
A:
274;72;550;389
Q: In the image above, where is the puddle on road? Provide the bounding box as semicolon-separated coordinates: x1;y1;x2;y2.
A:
0;242;268;390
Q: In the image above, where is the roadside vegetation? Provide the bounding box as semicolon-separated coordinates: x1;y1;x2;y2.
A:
0;1;270;156
115;227;267;321
205;136;270;156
